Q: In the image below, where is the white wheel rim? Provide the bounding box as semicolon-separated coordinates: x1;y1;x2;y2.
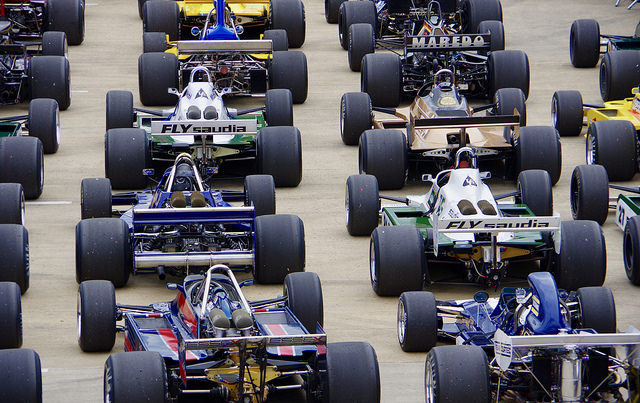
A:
425;357;436;403
369;241;377;285
77;292;82;342
397;299;406;344
586;131;596;165
551;96;558;127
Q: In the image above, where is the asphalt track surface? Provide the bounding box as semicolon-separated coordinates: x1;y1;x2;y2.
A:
12;0;640;401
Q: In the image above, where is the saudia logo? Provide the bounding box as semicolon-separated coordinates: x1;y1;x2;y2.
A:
160;124;247;133
411;35;485;49
445;219;550;229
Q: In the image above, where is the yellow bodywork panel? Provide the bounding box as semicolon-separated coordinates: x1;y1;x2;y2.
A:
584;95;640;131
205;364;280;402
178;1;268;18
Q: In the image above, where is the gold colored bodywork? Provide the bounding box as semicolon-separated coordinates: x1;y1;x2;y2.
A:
584;93;640;131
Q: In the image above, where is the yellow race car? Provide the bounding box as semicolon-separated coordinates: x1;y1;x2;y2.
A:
140;0;305;48
552;87;640;181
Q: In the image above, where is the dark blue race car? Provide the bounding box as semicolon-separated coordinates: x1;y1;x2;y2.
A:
398;271;640;402
78;265;381;402
75;153;305;288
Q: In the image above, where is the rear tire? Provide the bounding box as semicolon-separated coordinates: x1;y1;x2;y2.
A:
326;342;380;403
370;226;424;296
0;137;44;200
554;220;606;290
75;218;131;287
138;52;179;106
425;346;490;403
570;19;600;68
0;282;22;348
105;128;150;190
361;53;402;107
29;56;70;110
576;287;616;333
348;23;375;72
81;178;112;219
338;1;376;50
340;92;372;145
104;352;168;403
78;280;116;352
516;170;553;216
359;129;406;190
397;292;437;352
48;0;84;45
265;89;293;127
515;126;561;185
244;175;276;216
269;0;305;48
269;51;308;104
624;216;640;285
106;90;134;131
284;272;323;333
254;214;305;284
488;50;529;99
599;50;640;101
256;126;302;187
346;174;379;236
585;120;637;181
0;349;42;403
552;90;583;137
143;1;179;41
0;225;29;294
0;183;24;225
570;165;609;224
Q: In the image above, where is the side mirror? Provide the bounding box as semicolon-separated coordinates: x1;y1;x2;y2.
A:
633;87;639;94
167;88;180;96
473;291;489;303
480;171;491;180
422;174;434;182
142;168;155;176
167;283;178;290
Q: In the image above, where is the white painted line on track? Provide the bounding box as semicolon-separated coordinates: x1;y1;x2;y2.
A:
72;90;89;93
26;201;73;205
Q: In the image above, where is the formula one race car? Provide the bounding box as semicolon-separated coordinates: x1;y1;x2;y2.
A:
552;87;639;181
77;266;381;402
76;153;305;287
340;0;504;72
141;0;305;48
397;271;640;402
139;0;307;105
107;67;301;189
341;70;560;189
346;148;605;296
0;0;84;45
570;164;640;285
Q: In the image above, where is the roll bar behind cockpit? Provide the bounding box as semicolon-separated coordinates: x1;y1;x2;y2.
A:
165;153;206;193
199;264;252;319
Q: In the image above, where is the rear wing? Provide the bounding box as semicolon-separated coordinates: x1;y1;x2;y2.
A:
132;206;255;226
493;328;640;370
150;119;258;136
405;33;491;53
411;114;520;131
177;39;273;55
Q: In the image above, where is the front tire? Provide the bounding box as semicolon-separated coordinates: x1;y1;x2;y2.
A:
425;346;490;403
570;165;609;224
284;272;323;333
359;129;406;190
256;126;302;187
397;292;437;352
345;174;379;236
552;90;583;137
104;352;168;403
78;280;116;352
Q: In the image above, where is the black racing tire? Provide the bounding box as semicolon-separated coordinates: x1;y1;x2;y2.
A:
269;51;308;104
263;29;289;52
494;87;526;126
425;346;490;403
78;280;116;352
570;19;600;68
624;216;640;285
143;1;179;41
138;0;147;19
552;90;584;137
0;225;29;294
265;89;293;127
586;120;637;181
359;129;407;190
256;126;302;187
570;165;609;224
42;31;67;57
340;92;372;145
461;0;503;34
0;349;42;403
29;56;70;111
0;282;22;349
104;352;168;403
338;1;376;50
370;226;424;296
81;178;112;219
600;50;640;101
138;52;179;106
346;174;379;236
269;0;305;48
554;220;606;290
105;128;150;190
75;218;131;288
106;90;134;131
361;53;402;107
254;214;305;284
576;287;616;333
488;50;529;100
28;98;60;154
516;170;553;216
48;0;84;45
348;23;375;72
325;342;380;403
398;292;437;352
0;183;24;225
244;175;276;216
325;0;345;23
515;126;561;186
142;32;167;53
284;272;323;333
478;20;504;51
0;137;44;200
